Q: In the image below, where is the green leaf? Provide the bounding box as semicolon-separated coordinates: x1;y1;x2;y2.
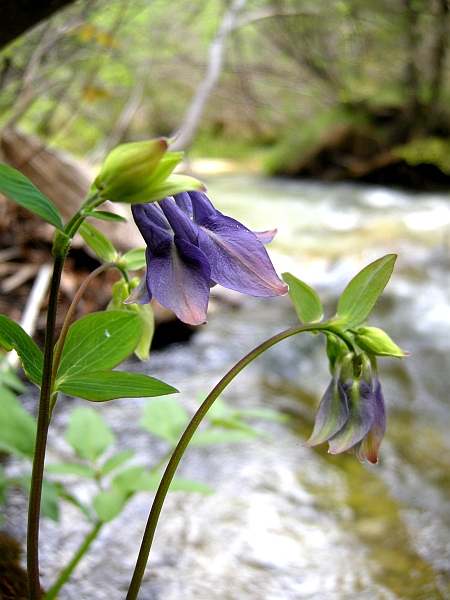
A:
66;407;115;461
56;311;141;380
209;417;267;438
101;450;135;475
0;388;36;458
140;397;189;446
20;475;61;520
78;222;117;263
84;209;127;222
233;408;290;424
112;466;147;493
121;248;146;270
282;272;323;323
0;163;64;230
169;478;214;494
0;314;43;385
0;361;27;393
41;480;63;521
111;470;214;495
202;396;227;421
45;462;95;478
336;255;396;328
57;370;177;401
93;489;128;522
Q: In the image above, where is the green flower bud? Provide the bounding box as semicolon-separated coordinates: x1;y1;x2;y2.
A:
354;326;409;359
93;138;205;204
106;278;154;360
94;139;169;199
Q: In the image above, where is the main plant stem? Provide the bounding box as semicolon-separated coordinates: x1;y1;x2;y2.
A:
27;255;65;600
27;192;102;599
126;322;327;600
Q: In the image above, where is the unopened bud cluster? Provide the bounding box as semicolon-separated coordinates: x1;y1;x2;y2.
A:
306;324;407;464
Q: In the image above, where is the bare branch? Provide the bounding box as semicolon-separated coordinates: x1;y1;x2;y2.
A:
170;0;249;152
88;76;145;165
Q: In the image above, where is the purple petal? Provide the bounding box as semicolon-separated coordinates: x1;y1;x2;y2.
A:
253;229;278;244
159;198;199;246
146;237;211;325
328;381;376;455
358;380;386;464
196;214;288;297
173;192;193;217
124;275;152;305
304;377;349;447
131;203;171;249
189;191;216;222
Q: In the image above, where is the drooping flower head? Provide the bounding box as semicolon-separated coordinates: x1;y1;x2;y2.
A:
305;351;386;464
128;191;288;325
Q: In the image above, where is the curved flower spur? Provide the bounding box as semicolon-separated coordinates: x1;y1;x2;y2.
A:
128;191;288;325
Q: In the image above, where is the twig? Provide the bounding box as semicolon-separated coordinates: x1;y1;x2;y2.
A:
6;263;52;369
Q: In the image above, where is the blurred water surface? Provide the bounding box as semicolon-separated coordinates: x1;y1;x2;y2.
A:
197;175;450;600
8;175;450;600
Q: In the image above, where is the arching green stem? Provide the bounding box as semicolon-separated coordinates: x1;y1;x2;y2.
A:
126;321;333;600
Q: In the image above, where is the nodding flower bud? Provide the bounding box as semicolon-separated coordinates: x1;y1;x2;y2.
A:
93;138;204;204
305;351;387;464
354;326;409;359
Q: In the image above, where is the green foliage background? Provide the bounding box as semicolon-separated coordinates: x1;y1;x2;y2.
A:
1;0;449;163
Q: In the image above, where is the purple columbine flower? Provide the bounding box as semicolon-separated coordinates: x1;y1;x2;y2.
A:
304;353;386;464
128;191;288;325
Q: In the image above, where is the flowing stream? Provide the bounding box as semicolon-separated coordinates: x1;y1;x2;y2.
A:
5;175;450;599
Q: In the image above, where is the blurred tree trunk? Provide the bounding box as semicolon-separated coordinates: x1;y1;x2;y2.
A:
87;76;145;165
429;0;450;111
402;0;422;122
170;0;249;152
0;0;78;49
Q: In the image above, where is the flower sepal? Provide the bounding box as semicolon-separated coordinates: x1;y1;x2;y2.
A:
130;174;206;205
